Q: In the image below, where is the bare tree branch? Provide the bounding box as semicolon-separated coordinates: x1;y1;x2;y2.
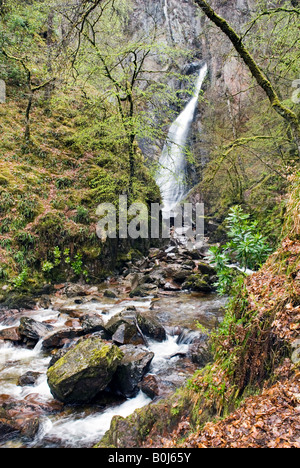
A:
194;0;300;156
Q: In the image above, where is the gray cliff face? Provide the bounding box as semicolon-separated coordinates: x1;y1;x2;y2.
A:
200;0;255;102
129;0;255;102
130;0;203;48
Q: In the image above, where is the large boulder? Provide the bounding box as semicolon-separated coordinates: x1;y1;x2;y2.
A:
111;345;154;398
105;311;144;345
19;317;54;343
136;312;166;342
47;337;124;404
0;326;22;343
112;323;144;346
182;274;212;293
42;328;83;350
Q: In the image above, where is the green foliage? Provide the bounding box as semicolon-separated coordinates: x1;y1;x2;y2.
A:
41;247;88;281
12;267;29;289
207;206;272;294
53;246;61;266
42;260;54;274
225;206;272;270
74;205;90;225
71;253;83;276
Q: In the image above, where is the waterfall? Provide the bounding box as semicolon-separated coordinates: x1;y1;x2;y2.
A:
156;63;208;217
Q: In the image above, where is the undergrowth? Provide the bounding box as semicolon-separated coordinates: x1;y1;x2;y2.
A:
0;85;160;299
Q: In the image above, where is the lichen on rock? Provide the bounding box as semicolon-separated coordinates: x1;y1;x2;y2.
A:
47;336;124;404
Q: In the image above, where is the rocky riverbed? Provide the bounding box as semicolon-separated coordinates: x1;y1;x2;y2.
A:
0;241;227;448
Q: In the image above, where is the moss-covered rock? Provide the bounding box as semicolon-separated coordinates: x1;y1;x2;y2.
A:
182;273;212;293
47;337;124;403
95;389;200;448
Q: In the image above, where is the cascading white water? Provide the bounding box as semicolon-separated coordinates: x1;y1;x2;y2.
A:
156;63;208;216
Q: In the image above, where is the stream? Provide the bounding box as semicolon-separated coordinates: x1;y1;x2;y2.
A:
0;270;226;448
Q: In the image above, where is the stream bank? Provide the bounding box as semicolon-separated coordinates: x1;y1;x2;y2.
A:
0;238;226;448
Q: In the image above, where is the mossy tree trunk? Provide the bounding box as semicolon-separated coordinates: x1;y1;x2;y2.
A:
2;49;55;143
194;0;300;157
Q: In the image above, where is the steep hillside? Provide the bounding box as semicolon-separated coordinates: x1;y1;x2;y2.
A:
0;85;159;307
98;174;300;449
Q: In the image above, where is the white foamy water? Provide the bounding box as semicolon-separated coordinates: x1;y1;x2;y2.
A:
156;64;208;216
36;391;151;448
60;298;153;324
148;334;189;374
0;339;51;400
0;285;223;448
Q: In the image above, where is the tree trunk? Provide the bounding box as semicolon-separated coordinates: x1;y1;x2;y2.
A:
194;0;300;156
45;11;55;105
25;92;33;142
128;133;135;192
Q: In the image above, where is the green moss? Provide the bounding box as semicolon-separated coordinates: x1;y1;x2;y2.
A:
0;82;160;291
183;273;212;292
0;175;9;186
117;248;144;269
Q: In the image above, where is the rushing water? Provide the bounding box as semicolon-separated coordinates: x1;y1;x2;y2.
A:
156;64;208;216
0;289;225;448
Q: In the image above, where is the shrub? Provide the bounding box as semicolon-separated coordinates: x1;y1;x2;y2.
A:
207;206;272;294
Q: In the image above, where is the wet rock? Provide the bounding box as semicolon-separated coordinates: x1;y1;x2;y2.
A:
0;293;36;310
173;269;193;284
64;318;81;328
0;405;40;441
23;393;64;413
105;312;133;336
163;280;181;291
176;329;212;367
129;284;157;298
111;345;154;398
19;317;55;342
47;336;124;404
0;326;22;342
112;323;144;346
176;329;203;345
80;314;106;335
49;348;69;368
182;260;196;268
162;266;178;279
20;416;40;438
17;371;42;387
136;312;166;342
42;328;84;350
146;269;166;287
106;310;163;346
0;408;17;440
65;284;87;298
189;341;212;367
187;249;203;260
37;295;52;309
139;374;160;399
104;290;117;299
